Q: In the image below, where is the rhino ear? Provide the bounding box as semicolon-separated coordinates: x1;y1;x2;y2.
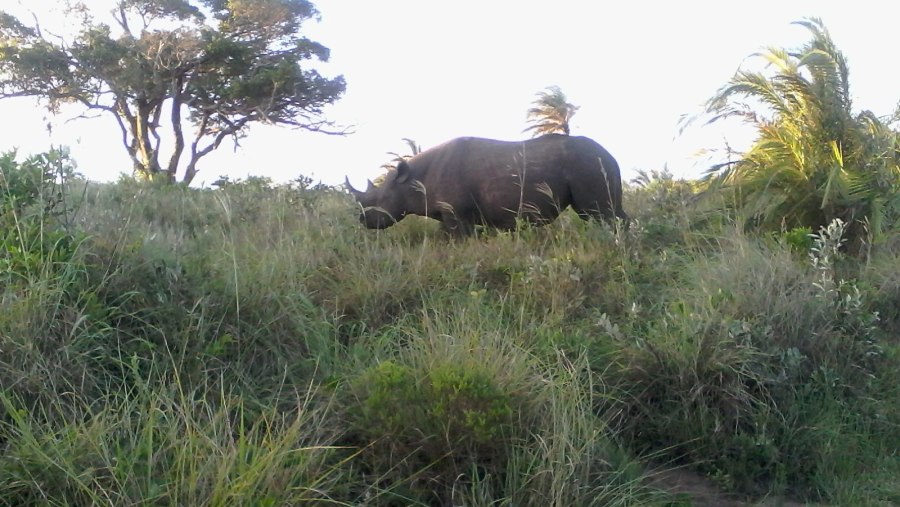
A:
395;160;412;183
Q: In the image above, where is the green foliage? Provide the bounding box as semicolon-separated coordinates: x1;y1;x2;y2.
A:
0;378;343;506
0;160;897;506
779;225;814;253
630;168;699;218
0;0;345;183
862;233;900;334
347;334;524;503
0;147;81;281
613;221;899;500
0;149;110;410
344;307;649;506
627;169;701;248
355;359;516;452
0;147;75;217
701;18;900;245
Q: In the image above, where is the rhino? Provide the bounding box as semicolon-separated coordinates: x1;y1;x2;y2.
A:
346;134;628;235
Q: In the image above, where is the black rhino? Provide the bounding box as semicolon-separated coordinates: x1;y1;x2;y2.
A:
346;134;628;235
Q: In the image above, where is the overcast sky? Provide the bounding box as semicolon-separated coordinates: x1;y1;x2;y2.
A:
0;0;897;187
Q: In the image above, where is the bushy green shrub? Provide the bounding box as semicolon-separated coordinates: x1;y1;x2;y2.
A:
347;335;525;503
0;148;81;278
614;221;899;499
779;225;814;253
863;233;900;334
0;148;106;408
356;358;515;454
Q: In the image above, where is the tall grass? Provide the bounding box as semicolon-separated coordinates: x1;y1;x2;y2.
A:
1;155;897;505
612;216;900;501
0;376;345;506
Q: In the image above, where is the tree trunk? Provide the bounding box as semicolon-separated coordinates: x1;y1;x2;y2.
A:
166;77;186;183
183;157;199;186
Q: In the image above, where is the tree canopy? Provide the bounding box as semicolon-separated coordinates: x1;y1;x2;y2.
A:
702;18;899;243
0;0;346;184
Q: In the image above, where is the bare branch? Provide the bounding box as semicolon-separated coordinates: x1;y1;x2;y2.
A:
279;116;351;135
114;2;132;36
111;108;141;168
29;9;42;38
150;109;162;153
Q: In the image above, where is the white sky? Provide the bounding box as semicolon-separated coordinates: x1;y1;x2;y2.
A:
0;0;897;187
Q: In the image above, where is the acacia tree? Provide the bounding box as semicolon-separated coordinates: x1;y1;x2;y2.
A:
702;18;899;242
0;0;345;184
523;86;578;136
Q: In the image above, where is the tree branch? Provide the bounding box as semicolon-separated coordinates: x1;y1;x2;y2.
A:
112;109;141;169
183;114;251;184
167;76;186;177
149;98;164;158
114;2;132;36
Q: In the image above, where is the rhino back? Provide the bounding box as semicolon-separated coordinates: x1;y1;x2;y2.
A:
413;138;550;219
404;135;622;226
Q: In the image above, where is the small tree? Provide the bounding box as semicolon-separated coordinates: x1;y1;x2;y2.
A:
0;0;346;184
524;86;578;136
702;18;900;243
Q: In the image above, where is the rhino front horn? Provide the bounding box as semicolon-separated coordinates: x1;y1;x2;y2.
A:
345;176;362;196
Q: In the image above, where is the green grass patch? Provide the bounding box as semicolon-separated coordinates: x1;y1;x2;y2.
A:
1;155;897;505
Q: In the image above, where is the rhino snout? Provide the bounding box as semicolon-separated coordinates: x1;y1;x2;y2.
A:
360;207;399;229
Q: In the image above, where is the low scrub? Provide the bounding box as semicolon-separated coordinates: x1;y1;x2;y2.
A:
613;220;900;500
1;153;897;505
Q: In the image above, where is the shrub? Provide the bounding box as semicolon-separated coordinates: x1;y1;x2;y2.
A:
347;329;528;503
779;225;814;253
614;222;899;498
1;148;81;278
0;148;106;408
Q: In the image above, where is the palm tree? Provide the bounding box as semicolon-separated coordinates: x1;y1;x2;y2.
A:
702;18;900;244
524;86;579;136
387;138;422;164
380;137;422;171
372;138;423;185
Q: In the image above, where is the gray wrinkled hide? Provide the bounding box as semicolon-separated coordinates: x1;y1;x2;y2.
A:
347;134;628;235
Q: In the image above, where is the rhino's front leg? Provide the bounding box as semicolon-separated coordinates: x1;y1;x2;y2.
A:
439;213;475;237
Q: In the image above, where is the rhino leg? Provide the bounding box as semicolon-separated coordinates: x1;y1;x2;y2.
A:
439;213;475;237
571;199;615;223
569;177;619;224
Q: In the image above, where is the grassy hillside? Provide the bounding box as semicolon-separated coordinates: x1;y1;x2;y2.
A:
1;161;898;506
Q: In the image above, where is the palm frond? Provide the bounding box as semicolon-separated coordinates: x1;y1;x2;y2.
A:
524;86;578;136
820;141;849;210
699;18;900;244
761;47;798;75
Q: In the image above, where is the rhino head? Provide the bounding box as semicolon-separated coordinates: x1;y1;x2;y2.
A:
345;161;417;229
